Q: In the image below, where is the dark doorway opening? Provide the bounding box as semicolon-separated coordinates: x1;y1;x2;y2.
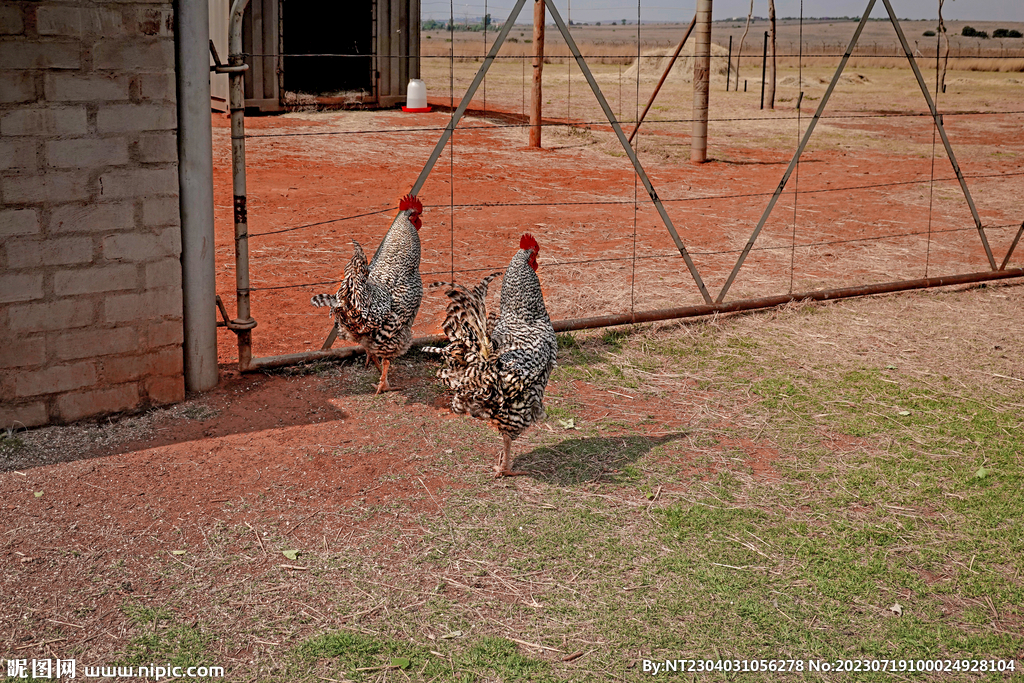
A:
282;0;374;95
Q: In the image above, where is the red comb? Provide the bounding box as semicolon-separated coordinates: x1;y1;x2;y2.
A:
520;233;539;253
399;194;422;214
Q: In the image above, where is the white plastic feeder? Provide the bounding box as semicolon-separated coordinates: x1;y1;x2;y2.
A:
402;78;431;112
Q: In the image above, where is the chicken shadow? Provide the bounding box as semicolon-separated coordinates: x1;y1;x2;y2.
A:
511;432;687;486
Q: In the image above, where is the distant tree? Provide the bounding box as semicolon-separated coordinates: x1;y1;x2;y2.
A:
993;28;1021;38
595;21;601;26
961;25;978;37
923;29;936;36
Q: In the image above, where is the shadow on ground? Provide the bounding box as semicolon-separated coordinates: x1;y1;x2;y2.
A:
512;432;687;486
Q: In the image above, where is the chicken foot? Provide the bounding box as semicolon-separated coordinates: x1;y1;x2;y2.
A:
493;433;529;477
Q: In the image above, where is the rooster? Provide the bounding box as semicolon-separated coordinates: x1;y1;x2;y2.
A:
425;234;557;477
311;195;424;394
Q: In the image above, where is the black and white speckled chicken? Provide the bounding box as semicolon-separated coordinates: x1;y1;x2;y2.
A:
425;234;557;477
311;195;424;394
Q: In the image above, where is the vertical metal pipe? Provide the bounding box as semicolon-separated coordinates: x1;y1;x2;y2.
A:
529;0;545;148
691;0;712;164
760;31;767;109
726;35;732;91
229;0;256;370
174;0;219;391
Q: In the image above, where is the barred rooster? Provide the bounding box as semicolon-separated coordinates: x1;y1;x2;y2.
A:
425;234;557;477
311;195;424;394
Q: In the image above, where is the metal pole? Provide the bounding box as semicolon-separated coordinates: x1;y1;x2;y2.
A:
760;31;767;109
879;0;996;270
691;0;712;163
245;267;1024;372
1000;221;1024;271
542;0;712;303
529;0;545;148
726;35;732;91
227;0;257;370
718;1;878;304
175;0;218;391
628;14;695;145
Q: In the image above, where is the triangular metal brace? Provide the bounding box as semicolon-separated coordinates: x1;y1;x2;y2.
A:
715;0;998;304
409;0;713;305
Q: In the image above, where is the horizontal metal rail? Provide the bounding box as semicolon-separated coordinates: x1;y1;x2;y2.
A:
242;267;1024;372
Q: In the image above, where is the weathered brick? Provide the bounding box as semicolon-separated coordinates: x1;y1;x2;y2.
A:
36;6;82;36
0;4;24;35
103;288;181;323
6;236;94;268
98;166;177;199
134;8;173;37
2;170;91;204
47;137;129;168
0;72;35;103
0;139;38;171
142;196;180;227
0;273;44;304
157;225;181;254
103;231;175;261
50;202;132;234
44;73;129;102
0;335;45;369
100;346;181;383
144;257;181;289
9;299;94;332
138;73;175;102
55;383;139;422
54;326;138;360
145;374;184;404
81;7;124;34
15;360;96;397
138;132;177;163
0;209;40;237
0;402;49;429
92;38;174;72
96;103;175;133
1;106;87;136
54;263;137;296
0;41;81;70
145;319;184;347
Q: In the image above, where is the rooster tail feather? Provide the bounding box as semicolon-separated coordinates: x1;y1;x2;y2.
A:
310;293;338;309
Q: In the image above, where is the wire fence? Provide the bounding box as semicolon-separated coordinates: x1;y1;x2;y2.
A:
214;7;1024;364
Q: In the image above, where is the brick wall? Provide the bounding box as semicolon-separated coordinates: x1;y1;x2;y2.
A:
1;0;185;428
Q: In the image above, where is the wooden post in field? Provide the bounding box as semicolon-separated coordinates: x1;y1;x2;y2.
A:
691;0;712;163
529;0;545;147
766;0;777;109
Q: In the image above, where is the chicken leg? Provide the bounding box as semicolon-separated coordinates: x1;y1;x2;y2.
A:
374;358;395;395
493;433;529;477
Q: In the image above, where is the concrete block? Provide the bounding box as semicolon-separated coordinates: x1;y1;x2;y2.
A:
50;202;132;234
6;236;94;268
98;166;177;199
138;73;175;102
92;38;174;72
15;360;96;397
54;326;138;360
96;103;175;133
0;72;35;103
55;383;139;422
0;209;40;237
103;231;175;261
2;170;92;204
0;4;24;35
145;319;184;347
103;287;182;323
145;257;181;289
54;263;137;296
1;106;87;136
82;7;124;34
135;8;173;37
138;132;177;163
47;137;129;168
0;335;45;369
0;273;43;304
0;402;49;429
142;196;180;227
45;73;130;102
9;299;94;332
100;346;181;383
0;139;38;171
0;42;81;70
37;6;82;36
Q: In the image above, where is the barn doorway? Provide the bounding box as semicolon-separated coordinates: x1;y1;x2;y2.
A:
282;0;375;96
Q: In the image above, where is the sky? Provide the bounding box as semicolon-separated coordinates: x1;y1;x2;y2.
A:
421;1;1024;24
